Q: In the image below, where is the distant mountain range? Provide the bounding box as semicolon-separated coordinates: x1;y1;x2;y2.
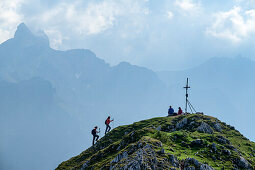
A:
0;77;82;170
0;23;169;170
0;23;254;170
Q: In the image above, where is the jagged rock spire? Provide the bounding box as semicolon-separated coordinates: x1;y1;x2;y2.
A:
14;23;50;47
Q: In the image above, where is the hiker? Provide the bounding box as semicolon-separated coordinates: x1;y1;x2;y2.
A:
178;107;183;115
105;116;114;135
168;106;174;116
91;126;99;146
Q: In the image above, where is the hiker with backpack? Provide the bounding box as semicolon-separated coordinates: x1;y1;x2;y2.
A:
105;116;114;135
91;126;100;146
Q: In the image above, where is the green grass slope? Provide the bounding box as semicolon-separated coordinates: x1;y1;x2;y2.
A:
56;114;255;170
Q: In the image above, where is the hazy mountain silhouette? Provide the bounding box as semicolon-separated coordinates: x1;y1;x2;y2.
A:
0;77;84;170
0;23;169;170
1;23;254;170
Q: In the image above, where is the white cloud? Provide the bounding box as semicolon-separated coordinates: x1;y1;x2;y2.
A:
166;11;174;19
44;29;68;49
0;0;24;43
34;1;119;35
175;0;200;12
21;0;150;48
0;0;150;48
206;6;255;43
39;0;149;36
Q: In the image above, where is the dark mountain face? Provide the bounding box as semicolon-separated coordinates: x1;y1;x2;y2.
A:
0;23;169;170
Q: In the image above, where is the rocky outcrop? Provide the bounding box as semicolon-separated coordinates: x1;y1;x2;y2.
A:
213;122;222;132
211;143;217;152
110;144;171;169
235;156;252;169
182;157;214;170
184;167;195;170
111;151;128;163
81;161;90;170
169;154;179;167
216;135;230;144
156;125;161;131
200;164;214;170
197;122;213;134
176;118;188;129
222;149;231;156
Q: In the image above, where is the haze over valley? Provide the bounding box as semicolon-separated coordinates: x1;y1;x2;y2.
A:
0;23;255;170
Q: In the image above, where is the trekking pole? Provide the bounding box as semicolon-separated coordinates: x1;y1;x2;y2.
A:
113;118;115;129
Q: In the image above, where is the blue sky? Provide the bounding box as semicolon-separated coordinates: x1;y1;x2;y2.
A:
1;0;255;70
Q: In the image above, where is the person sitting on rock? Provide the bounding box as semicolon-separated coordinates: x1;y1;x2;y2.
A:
168;106;174;116
178;107;183;115
105;116;114;135
91;126;100;146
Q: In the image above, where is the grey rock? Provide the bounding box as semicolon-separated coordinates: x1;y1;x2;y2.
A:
116;141;125;151
184;167;196;170
176;118;188;129
235;156;252;169
213;123;222;132
111;143;172;169
197;122;213;134
226;145;236;151
156;125;161;131
116;145;121;151
183;158;214;170
190;121;195;126
169;154;179;167
111;151;128;163
184;158;200;167
197;112;204;115
211;143;217;152
216;136;230;144
200;164;214;170
137;141;143;148
130;131;135;137
193;159;200;167
81;161;90;170
222;149;231;156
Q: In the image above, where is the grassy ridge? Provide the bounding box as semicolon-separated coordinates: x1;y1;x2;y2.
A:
56;114;255;169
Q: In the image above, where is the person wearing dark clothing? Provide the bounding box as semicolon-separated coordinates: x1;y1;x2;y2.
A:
178;107;183;115
105;116;114;135
91;126;99;146
168;106;174;116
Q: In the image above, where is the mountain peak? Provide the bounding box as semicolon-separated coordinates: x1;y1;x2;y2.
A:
13;23;49;47
57;114;255;169
14;23;33;39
